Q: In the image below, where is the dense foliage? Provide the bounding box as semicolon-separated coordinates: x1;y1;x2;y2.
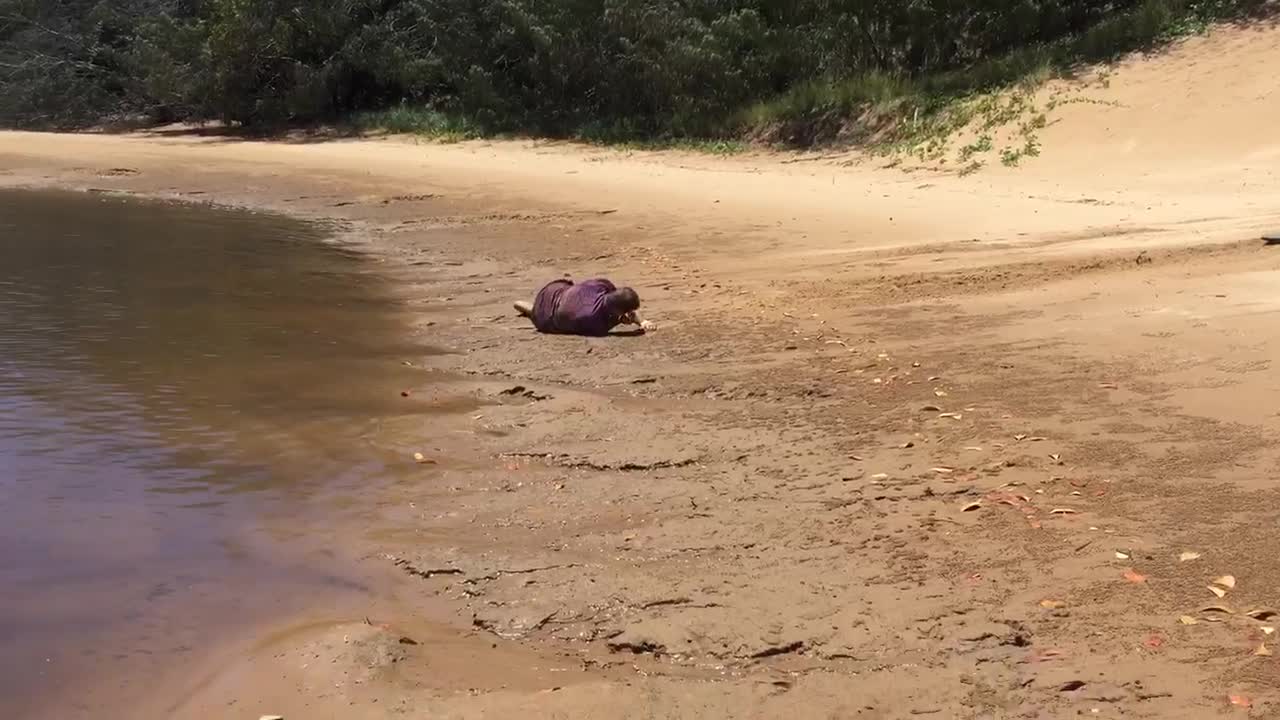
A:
0;0;1265;138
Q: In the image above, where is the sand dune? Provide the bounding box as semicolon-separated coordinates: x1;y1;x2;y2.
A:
1032;20;1280;180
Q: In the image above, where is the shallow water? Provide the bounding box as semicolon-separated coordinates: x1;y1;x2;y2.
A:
0;190;431;717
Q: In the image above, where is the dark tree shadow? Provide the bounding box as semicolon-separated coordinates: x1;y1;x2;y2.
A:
92;121;368;146
511;322;648;339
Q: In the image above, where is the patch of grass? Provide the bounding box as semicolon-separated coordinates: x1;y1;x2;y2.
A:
349;106;483;142
606;138;748;155
350;107;748;155
958;134;994;162
743;71;914;121
739;71;919;145
568;117;747;154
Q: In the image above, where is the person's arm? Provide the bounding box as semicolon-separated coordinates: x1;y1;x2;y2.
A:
620;311;655;331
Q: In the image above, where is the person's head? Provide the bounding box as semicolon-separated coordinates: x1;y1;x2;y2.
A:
604;286;640;316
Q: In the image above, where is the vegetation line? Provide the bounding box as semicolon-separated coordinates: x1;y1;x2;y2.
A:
0;0;1271;158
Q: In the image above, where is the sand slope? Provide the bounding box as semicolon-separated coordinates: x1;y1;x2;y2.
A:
1032;19;1280;180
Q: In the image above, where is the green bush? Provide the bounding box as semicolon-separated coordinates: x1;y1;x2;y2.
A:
0;0;1269;141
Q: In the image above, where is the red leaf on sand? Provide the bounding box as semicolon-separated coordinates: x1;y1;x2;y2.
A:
1228;694;1251;708
1144;634;1164;648
1123;568;1148;583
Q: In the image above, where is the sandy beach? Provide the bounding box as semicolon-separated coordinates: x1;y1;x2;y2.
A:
2;21;1280;719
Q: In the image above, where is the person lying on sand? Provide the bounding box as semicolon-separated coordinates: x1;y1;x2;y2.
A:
515;277;654;336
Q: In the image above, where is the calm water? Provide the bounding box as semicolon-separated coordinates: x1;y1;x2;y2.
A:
0;190;431;717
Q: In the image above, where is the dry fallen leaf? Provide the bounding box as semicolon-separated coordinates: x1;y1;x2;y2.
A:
1179;615;1199;625
1123;568;1148;583
931;467;954;474
1245;608;1278;621
1208;585;1228;599
1040;599;1067;609
939;412;963;420
961;501;983;512
1049;508;1079;515
964;446;984;451
1201;604;1235;613
1228;694;1252;708
1262;626;1275;636
1028;436;1048;442
1014;434;1027;441
934;389;949;397
921;404;942;412
1214;575;1237;589
850;455;864;461
1098;382;1118;389
1179;551;1202;562
1115;551;1131;560
1254;643;1272;657
870;473;890;480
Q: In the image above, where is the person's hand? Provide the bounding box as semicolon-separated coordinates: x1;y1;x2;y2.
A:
639;319;656;332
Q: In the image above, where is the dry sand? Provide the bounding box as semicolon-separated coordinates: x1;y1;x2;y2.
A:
2;19;1280;720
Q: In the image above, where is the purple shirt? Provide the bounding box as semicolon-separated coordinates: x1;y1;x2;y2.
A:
532;278;622;336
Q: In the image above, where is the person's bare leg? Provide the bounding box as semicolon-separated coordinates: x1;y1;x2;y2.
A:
514;300;534;318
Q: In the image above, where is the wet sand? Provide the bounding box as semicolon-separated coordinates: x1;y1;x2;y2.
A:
2;23;1280;717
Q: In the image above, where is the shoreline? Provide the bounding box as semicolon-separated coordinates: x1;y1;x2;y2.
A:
0;183;471;720
4;117;1280;718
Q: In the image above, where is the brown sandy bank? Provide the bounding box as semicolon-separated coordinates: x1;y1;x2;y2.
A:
2;23;1280;718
